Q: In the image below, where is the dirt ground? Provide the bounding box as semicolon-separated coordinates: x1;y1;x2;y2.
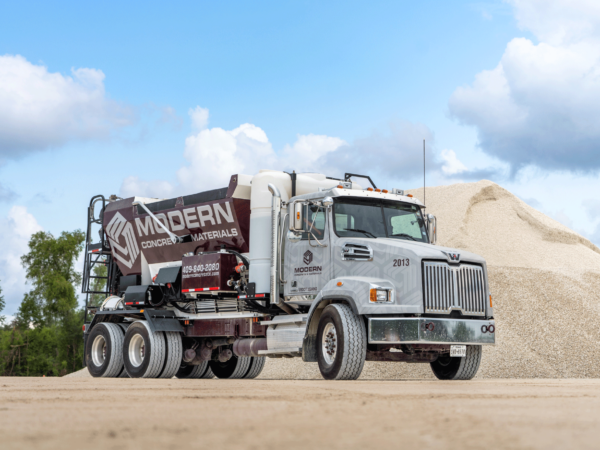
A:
2;378;600;450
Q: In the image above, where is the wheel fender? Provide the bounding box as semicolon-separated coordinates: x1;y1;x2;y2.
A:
302;278;361;362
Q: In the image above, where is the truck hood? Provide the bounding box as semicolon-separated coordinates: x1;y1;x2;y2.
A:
344;237;486;265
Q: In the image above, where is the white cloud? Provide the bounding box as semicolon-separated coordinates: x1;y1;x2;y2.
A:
0;206;43;315
120;108;438;197
320;121;438;180
121;107;350;197
281;134;347;172
189;106;209;132
510;0;600;45
0;54;134;158
120;176;176;199
120;106;441;198
440;149;468;175
583;199;600;220
449;0;600;174
0;182;16;202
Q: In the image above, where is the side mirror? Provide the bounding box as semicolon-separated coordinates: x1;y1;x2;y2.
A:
427;214;437;245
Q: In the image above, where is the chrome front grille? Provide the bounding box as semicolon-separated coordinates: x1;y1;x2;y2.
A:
423;262;487;316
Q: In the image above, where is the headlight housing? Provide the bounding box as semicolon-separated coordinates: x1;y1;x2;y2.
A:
369;288;392;303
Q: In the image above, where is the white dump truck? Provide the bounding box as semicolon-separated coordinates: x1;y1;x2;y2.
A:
82;170;495;380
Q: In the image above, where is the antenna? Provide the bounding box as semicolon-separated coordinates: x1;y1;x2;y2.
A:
423;139;426;207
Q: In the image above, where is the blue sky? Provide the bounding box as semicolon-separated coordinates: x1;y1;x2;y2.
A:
1;0;600;314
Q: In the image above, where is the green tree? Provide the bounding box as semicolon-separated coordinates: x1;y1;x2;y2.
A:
0;280;5;326
18;230;85;326
0;230;87;376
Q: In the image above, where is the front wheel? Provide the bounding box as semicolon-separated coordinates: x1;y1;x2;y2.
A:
430;345;482;380
316;304;366;380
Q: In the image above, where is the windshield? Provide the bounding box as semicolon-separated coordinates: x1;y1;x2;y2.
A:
333;198;429;242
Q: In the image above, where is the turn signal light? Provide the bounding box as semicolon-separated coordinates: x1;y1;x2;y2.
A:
489;295;493;308
297;212;300;220
337;281;343;287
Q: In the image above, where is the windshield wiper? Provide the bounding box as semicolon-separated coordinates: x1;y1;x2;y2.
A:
343;228;377;238
390;233;418;241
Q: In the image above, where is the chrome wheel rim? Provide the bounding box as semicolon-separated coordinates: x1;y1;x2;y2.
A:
322;322;337;365
91;335;107;367
129;334;146;367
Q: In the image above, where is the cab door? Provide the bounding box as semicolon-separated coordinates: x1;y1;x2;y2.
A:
283;205;330;298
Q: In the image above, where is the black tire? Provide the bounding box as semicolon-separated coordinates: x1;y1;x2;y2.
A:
317;304;366;380
209;354;252;379
158;332;183;378
85;323;125;378
176;361;214;379
123;321;166;378
430;345;482;380
243;356;266;379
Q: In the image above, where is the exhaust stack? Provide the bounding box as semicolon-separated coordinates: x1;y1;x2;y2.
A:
267;183;281;304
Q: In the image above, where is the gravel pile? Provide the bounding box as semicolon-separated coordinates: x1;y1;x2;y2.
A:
68;180;600;379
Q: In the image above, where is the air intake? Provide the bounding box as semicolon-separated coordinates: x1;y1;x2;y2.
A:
341;243;373;261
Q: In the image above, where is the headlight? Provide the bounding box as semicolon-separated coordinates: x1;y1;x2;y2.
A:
369;288;391;303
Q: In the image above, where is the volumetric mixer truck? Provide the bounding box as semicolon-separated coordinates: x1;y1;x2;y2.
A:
82;170;495;380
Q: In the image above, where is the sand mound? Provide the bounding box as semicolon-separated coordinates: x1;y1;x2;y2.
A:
67;180;600;379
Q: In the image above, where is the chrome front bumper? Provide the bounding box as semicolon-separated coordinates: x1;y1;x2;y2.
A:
368;317;496;345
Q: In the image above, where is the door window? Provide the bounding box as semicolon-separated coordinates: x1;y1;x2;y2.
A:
301;206;326;241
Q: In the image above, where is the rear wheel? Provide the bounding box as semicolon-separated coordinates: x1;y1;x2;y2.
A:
158;332;182;378
86;323;125;378
209;354;252;379
430;345;482;380
176;361;214;379
123;321;166;378
316;304;366;380
243;356;266;379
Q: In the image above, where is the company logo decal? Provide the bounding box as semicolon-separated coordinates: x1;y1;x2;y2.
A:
442;251;461;262
106;212;140;269
303;250;313;265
